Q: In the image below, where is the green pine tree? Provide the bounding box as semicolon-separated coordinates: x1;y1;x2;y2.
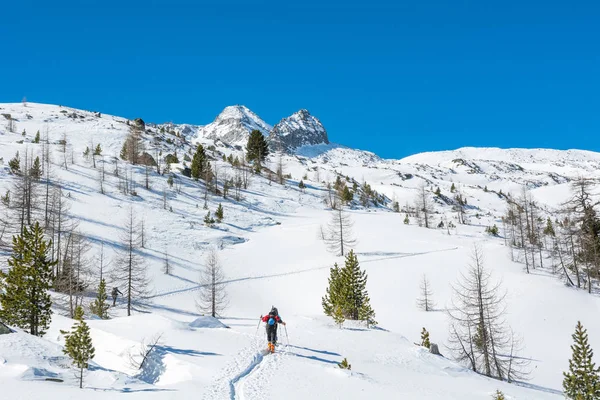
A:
563;321;600;399
1;190;9;207
94;143;102;156
215;204;224;222
492;390;506;400
435;187;441;196
298;180;306;191
322;263;343;316
30;156;42;180
421;327;431;349
33;130;40;144
338;357;351;370
119;142;128;160
89;279;110;319
204;211;215;227
486;225;499;236
83;146;90;159
0;222;56;336
246;130;269;171
404;214;410;224
191;145;207;181
358;297;377;327
63;306;95;389
341;185;353;203
339;250;376;325
8;152;20;174
392;201;400;212
450;182;456;193
167;174;174;188
544;217;556;237
332;305;345;328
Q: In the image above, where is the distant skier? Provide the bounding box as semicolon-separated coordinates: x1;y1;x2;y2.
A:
261;306;286;353
111;287;122;306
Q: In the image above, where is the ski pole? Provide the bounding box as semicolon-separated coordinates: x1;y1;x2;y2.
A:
284;325;290;346
255;316;262;337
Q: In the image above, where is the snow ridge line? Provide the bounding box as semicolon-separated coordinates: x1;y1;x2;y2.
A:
149;247;459;299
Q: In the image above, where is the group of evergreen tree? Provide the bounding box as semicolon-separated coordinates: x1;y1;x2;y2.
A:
322;250;376;327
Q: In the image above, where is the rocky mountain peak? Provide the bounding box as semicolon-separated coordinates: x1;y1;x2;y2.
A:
196;105;272;146
268;109;329;153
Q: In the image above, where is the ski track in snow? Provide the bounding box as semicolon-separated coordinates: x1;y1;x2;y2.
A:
201;336;288;400
203;337;285;400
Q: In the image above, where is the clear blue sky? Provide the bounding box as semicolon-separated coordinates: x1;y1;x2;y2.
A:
1;0;598;158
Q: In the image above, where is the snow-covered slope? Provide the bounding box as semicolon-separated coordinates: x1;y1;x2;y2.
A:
1;102;599;399
268;109;329;152
195;105;272;146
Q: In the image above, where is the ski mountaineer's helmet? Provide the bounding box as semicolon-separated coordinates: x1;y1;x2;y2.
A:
268;318;275;325
271;306;278;316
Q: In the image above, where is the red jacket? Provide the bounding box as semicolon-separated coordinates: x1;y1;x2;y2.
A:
262;314;283;324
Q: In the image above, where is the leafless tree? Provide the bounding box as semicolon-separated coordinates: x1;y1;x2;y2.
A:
122;124;144;165
139;217;146;248
447;245;529;381
42;130;53;226
324;183;340;210
324;207;357;256
163;250;171;275
162;187;168;210
240;152;250;189
415;182;434;228
417;274;435;311
144;164;151;190
60;132;68;170
277;152;285;185
111;207;151;316
57;230;91;317
6;116;16;133
196;248;228;318
128;333;164;371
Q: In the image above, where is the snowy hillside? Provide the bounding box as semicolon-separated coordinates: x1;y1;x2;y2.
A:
1;102;599;399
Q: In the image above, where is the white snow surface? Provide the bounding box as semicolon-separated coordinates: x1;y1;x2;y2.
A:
0;102;598;399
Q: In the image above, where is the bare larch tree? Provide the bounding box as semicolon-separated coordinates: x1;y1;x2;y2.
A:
111;207;150;316
447;245;529;382
417;274;435;311
324;207;357;256
196;248;228;318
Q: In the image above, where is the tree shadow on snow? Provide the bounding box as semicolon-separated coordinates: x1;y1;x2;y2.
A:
288;345;341;357
157;345;221;357
513;381;563;396
289;352;339;365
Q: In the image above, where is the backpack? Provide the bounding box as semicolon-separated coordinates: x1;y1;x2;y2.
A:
268;311;277;326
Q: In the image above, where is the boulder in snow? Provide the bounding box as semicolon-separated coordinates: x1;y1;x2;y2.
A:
429;343;442;356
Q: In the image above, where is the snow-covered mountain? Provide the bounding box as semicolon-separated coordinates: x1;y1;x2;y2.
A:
268;109;329;152
195;105;272;146
2;101;600;399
